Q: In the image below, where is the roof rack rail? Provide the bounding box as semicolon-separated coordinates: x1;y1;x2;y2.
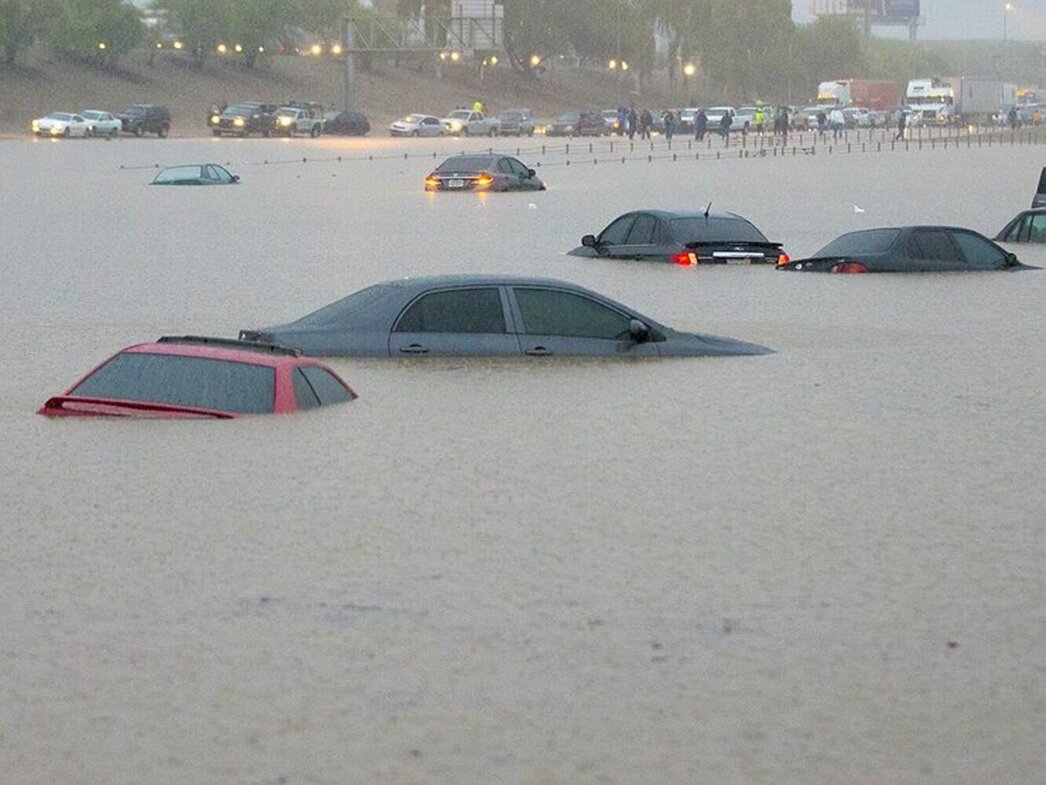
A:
157;335;301;356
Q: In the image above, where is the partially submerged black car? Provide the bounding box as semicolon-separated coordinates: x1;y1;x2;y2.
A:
424;154;545;192
777;226;1029;273
323;110;370;136
996;208;1046;244
568;209;787;266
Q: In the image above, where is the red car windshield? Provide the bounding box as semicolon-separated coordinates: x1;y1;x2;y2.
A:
71;352;276;414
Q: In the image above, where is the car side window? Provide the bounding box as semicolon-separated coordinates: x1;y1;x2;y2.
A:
950;231;1006;266
514;288;632;340
508;158;529;176
1002;215;1027;242
497;158;513;174
394;288;506;334
598;215;636;246
300;366;353;404
626;214;658;244
292;369;320;410
1029;213;1046;242
909;230;959;261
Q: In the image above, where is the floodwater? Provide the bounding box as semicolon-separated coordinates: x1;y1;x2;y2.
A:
2;133;1043;785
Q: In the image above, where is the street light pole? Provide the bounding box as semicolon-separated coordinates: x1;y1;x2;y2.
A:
1003;3;1014;76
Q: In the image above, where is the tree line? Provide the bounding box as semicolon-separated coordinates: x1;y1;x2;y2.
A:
1;1;1039;102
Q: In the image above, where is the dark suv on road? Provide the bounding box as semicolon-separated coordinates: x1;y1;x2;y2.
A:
118;104;171;137
211;102;278;137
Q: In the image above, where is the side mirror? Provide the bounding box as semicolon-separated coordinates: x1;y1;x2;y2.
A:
527;168;536;178
629;319;650;342
231;175;240;183
581;234;598;248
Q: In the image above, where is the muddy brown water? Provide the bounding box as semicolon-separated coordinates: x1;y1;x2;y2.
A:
2;134;1043;784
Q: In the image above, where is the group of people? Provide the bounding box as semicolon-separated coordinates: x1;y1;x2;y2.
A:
611;104;796;145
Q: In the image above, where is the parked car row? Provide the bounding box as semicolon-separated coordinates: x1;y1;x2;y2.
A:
209;100;370;137
31;105;171;138
390;108;536;137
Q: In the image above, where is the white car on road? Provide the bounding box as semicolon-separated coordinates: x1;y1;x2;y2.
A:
80;110;122;137
440;109;499;137
31;112;92;138
389;114;445;137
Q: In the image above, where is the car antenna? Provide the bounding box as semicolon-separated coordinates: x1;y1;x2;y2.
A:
704;201;712;220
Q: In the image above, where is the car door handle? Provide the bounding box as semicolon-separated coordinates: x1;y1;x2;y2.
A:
399;344;429;355
525;346;553;356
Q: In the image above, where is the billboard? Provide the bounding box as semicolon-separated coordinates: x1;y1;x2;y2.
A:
813;1;920;21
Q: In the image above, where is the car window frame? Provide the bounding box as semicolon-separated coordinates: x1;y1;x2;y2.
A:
507;286;636;341
292;367;321;410
392;286;511;335
625;213;659;245
597;214;637;246
907;229;962;263
948;229;1008;266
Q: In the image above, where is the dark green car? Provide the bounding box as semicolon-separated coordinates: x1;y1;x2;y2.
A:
150;164;239;186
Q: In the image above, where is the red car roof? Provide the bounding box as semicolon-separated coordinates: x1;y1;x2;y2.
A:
123;341;303;368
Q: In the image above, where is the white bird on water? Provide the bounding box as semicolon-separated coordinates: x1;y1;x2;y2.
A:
853;205;866;213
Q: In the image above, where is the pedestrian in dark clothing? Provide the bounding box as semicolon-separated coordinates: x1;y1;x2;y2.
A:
719;111;732;146
694;108;708;141
662;109;676;141
627;108;637;139
639;109;653;140
894;108;907;141
816;110;827;139
776;106;789;144
1008;105;1019;130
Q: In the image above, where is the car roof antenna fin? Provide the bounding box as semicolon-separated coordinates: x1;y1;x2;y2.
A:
704;201;712;220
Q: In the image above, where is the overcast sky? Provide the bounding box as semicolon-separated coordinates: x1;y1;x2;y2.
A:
793;0;1046;41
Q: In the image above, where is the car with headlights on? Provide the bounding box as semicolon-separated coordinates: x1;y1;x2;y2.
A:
38;336;356;418
569;209;787;266
777;227;1030;273
118;104;171;137
80;110;122;137
31;112;91;138
440;109;499;136
272;106;324;137
210;102;277;137
424;154;545;192
389;114;445;137
323;109;370;136
150;163;239;186
239;275;772;358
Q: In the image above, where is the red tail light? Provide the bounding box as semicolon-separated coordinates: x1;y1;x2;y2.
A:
672;251;697;266
777;253;790;266
830;262;868;274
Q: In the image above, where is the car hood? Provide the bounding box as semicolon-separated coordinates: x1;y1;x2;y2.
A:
662;328;773;357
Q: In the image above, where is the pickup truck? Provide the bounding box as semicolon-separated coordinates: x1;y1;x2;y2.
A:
440;109;499;137
272;106;324;137
705;106;755;134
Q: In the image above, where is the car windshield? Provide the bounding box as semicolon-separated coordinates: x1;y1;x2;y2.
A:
294;283;397;327
670;217;769;243
49;113;74;120
122;106;146;115
226;105;255;115
401;115;425;123
153;166;203;182
437;156;495;172
816;229;901;256
558;113;580;122
82;111;102;119
447;110;471;119
71;352;276;414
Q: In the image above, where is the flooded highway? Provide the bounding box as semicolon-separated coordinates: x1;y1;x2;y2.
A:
2;133;1043;784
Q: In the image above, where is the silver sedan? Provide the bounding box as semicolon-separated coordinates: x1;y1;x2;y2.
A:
240;275;772;358
389;114;445;137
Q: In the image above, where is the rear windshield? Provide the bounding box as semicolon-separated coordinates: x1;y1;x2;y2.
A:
816;229;900;256
437;157;495;172
153;166;202;182
670;217;768;243
71;352;275;414
294;284;395;326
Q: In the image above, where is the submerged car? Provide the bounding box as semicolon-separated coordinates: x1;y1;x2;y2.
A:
995;208;1046;244
389;114;445;137
424;154;545;192
239;275;772;358
323;110;370;136
38;336;356;418
150;163;239;186
31;112;91;138
568;209;787;266
777;226;1029;273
